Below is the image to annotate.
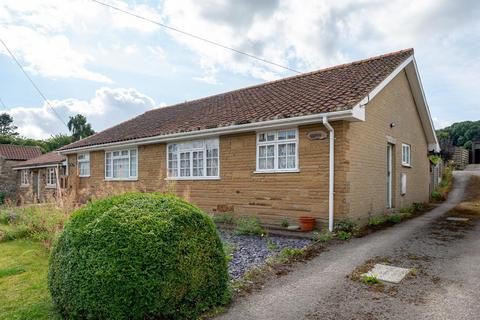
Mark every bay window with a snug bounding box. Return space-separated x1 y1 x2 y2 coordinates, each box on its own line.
77 153 90 177
21 169 29 186
167 138 219 179
105 148 138 180
256 129 298 172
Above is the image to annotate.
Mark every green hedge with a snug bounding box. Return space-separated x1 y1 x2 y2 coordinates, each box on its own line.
48 193 229 319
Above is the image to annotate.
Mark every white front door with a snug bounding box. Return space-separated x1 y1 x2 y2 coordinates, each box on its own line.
387 144 393 208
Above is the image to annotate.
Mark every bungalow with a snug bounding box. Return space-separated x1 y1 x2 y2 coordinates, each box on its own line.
12 152 67 203
58 49 439 230
0 144 42 199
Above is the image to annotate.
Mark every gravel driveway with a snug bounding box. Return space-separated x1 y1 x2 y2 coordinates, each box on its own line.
217 167 480 320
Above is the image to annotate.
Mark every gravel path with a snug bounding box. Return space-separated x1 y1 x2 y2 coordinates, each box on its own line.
219 230 311 279
216 169 479 320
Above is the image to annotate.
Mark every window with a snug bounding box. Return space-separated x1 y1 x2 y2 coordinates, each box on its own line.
167 139 219 179
77 153 90 177
402 144 411 166
105 149 138 180
256 129 298 172
21 170 29 186
46 168 57 187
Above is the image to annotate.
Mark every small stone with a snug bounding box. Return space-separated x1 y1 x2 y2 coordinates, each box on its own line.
362 264 410 284
446 217 469 222
287 225 300 230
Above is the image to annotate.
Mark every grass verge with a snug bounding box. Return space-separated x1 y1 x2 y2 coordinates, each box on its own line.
0 240 60 319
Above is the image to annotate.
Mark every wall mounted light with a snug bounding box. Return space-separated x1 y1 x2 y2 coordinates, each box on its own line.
390 122 396 128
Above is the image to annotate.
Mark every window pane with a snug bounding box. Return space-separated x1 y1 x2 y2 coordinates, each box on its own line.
278 131 287 140
278 144 286 156
266 132 275 141
267 145 274 157
113 158 129 178
278 156 287 169
258 133 266 142
180 152 191 177
267 157 274 169
259 158 266 169
130 150 137 177
287 130 296 139
193 151 204 176
259 145 266 157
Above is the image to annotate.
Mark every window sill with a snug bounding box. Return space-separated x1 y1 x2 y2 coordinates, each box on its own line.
46 185 57 189
254 169 300 174
79 175 90 178
104 178 138 182
165 177 220 181
20 184 29 188
401 164 412 168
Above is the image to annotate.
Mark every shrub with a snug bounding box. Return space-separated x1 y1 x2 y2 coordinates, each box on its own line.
234 216 265 235
48 193 230 320
274 248 305 263
281 219 289 228
337 231 352 240
0 224 29 241
334 218 358 233
431 190 445 201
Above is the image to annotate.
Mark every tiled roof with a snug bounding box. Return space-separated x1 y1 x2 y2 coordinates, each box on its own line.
0 144 42 160
12 152 65 168
60 49 413 151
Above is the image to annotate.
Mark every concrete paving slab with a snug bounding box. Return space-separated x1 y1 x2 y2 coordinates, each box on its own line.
362 264 411 284
446 217 469 222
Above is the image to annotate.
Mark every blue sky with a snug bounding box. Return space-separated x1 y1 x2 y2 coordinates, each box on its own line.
0 0 479 139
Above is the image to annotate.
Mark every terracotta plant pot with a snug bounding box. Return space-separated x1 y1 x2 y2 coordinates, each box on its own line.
298 216 316 231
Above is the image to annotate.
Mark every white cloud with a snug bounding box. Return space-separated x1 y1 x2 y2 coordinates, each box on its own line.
7 87 158 139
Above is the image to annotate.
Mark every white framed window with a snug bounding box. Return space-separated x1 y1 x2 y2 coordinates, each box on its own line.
105 148 138 180
77 153 90 177
167 138 219 179
20 169 29 186
46 167 57 187
402 143 411 167
256 128 298 172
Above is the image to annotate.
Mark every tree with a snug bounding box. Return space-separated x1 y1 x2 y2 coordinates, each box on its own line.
67 114 95 141
45 134 74 152
0 113 18 136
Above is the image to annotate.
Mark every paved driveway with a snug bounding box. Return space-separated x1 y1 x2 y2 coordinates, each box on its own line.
217 168 480 320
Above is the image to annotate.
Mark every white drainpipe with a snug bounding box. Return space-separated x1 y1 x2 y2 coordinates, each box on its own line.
323 117 334 232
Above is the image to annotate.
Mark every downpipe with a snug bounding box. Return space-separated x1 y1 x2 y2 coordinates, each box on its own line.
323 117 334 232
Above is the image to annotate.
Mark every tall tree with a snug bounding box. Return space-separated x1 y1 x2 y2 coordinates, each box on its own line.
0 113 18 136
45 134 74 152
67 114 95 141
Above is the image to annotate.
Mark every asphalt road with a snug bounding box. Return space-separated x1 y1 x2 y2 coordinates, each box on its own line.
217 167 480 320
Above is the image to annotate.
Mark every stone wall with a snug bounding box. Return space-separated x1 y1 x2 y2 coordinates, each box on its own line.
0 157 21 198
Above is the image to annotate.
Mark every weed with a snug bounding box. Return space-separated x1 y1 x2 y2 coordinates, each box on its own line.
362 275 380 285
399 206 413 214
334 218 358 233
337 231 352 240
274 248 305 263
280 219 289 228
213 212 235 224
266 238 279 251
368 215 387 226
234 217 265 235
409 268 419 277
387 214 402 223
223 242 237 263
312 230 333 242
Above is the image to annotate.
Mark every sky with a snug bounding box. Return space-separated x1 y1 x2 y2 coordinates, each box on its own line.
0 0 479 139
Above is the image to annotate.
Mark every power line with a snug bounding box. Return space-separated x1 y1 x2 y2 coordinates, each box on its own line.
0 37 69 129
0 97 7 110
91 0 302 74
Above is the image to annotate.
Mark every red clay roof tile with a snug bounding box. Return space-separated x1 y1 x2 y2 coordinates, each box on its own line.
0 144 42 160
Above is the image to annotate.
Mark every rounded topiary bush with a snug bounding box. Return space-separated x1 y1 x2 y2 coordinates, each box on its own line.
48 193 229 319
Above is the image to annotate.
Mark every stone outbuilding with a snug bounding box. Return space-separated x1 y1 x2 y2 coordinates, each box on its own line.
0 144 42 200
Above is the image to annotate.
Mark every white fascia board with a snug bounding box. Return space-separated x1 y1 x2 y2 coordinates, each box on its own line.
59 108 365 154
13 163 61 170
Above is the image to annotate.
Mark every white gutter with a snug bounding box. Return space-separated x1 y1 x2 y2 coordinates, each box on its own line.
59 107 364 154
323 117 335 232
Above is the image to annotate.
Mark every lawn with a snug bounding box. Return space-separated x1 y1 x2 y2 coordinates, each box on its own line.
0 239 60 320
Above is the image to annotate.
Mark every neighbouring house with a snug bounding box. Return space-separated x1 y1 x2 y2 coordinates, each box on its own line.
12 152 67 203
471 140 480 164
0 144 42 199
58 49 439 230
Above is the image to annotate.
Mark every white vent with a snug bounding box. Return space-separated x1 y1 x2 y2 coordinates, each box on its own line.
401 173 407 195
